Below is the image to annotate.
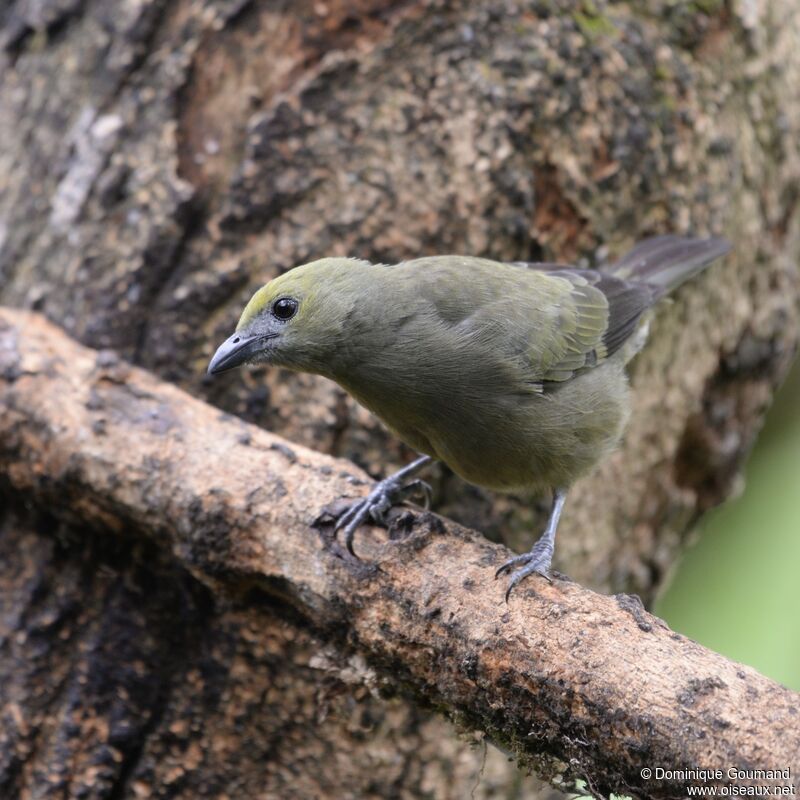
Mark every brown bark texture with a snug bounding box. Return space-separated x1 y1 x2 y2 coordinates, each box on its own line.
1 0 800 797
1 308 800 799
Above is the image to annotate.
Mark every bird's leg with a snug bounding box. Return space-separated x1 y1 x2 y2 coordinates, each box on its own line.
334 455 434 557
496 487 567 601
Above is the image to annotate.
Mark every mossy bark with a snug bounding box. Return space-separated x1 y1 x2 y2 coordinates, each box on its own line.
1 0 799 797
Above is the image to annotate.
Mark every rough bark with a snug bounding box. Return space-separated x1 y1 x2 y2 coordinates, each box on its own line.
1 0 798 591
1 0 800 797
1 308 799 800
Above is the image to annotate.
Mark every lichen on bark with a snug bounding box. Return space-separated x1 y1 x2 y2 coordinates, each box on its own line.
0 0 799 797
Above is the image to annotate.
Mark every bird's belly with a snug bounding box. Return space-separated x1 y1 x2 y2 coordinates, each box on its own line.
426 412 576 493
430 386 629 491
342 363 630 492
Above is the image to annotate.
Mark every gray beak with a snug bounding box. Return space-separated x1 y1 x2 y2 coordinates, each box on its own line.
207 332 274 375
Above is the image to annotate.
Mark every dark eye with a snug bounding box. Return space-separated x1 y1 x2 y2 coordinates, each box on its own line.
272 297 298 321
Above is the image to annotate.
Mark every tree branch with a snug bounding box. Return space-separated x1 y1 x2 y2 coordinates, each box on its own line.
0 307 797 798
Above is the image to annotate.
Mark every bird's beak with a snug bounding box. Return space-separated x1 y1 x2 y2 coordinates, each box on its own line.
207 331 274 375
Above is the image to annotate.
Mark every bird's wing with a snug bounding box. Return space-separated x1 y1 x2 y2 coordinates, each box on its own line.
448 265 657 390
547 268 657 367
400 256 657 389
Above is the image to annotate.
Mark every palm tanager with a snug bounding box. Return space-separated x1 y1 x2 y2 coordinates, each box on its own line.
208 235 731 597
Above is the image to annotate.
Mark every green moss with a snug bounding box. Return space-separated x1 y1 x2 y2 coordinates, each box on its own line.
654 63 673 82
691 0 724 14
573 9 618 39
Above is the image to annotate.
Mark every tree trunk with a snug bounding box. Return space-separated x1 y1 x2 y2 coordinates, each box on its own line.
1 0 798 797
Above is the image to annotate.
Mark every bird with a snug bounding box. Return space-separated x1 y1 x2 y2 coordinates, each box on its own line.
208 235 731 598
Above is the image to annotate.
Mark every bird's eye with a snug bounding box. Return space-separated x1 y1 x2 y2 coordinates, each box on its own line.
272 297 298 321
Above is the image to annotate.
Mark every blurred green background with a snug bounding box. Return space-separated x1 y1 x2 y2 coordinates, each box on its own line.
656 357 800 691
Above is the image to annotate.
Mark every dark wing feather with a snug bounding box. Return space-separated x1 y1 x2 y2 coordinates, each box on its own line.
510 264 658 382
559 269 658 358
506 235 729 386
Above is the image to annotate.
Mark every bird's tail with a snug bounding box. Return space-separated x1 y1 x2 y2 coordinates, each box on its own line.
609 235 731 296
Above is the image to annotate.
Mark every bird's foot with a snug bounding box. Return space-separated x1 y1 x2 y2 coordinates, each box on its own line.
333 475 432 557
495 537 554 601
496 487 567 601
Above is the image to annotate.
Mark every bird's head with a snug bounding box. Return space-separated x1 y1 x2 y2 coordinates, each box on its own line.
207 257 370 377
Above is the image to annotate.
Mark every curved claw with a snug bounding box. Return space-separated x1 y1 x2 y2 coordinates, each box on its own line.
409 479 433 510
343 501 373 557
333 500 363 534
328 456 435 558
497 540 554 600
503 562 552 602
330 495 373 558
495 552 533 579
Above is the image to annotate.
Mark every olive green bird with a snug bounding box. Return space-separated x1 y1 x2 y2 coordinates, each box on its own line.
208 235 730 597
